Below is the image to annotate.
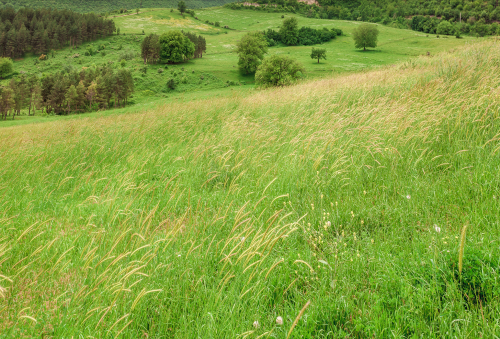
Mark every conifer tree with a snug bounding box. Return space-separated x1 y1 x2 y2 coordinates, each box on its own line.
65 84 78 113
0 86 14 120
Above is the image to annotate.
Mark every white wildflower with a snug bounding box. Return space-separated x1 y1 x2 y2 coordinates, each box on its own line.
434 225 441 233
276 316 283 325
253 321 260 329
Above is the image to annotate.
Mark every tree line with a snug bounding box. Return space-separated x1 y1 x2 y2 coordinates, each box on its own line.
141 30 206 64
226 0 500 37
0 6 116 58
263 17 342 46
0 64 133 119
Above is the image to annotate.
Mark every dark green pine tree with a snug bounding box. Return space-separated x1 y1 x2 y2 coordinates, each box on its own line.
5 27 16 58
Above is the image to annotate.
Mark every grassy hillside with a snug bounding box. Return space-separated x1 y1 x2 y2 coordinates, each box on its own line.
1 41 499 337
3 8 475 124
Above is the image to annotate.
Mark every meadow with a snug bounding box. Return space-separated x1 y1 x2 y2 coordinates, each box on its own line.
2 7 477 126
1 38 499 337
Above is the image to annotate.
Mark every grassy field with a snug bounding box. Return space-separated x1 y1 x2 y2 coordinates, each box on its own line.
1 40 499 337
2 7 478 126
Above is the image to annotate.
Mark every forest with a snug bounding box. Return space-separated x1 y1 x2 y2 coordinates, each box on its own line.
0 7 116 58
3 0 236 13
0 64 134 119
227 0 500 36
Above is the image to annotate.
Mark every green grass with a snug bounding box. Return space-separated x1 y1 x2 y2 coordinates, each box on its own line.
2 7 477 127
1 41 500 337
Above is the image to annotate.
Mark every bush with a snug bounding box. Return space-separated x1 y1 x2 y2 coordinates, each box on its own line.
166 78 177 90
215 21 220 27
157 68 163 74
120 50 136 60
255 55 304 87
120 59 127 67
436 20 454 35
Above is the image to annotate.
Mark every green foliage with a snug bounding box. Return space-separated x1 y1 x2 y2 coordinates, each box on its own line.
0 7 115 58
141 34 161 64
436 20 454 35
352 23 379 51
255 54 304 87
4 0 235 12
159 30 195 63
310 47 326 63
0 57 13 79
178 0 187 14
236 32 268 75
279 17 299 46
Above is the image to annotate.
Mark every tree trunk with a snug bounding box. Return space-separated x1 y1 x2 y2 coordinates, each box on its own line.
317 57 319 63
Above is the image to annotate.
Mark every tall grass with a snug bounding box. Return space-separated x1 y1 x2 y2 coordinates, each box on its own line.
0 41 499 338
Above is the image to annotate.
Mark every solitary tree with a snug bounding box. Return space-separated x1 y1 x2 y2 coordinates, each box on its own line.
159 30 194 63
310 47 326 63
255 55 305 87
279 17 299 45
178 0 187 14
352 23 379 51
236 32 268 74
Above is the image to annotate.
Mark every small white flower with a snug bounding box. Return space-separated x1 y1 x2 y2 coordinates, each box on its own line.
241 237 245 242
406 195 411 200
177 254 181 257
434 225 441 233
276 316 283 325
326 221 331 227
253 321 260 329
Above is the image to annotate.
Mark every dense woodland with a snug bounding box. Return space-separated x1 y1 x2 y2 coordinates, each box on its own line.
0 64 133 119
0 7 116 58
4 0 236 13
227 0 500 36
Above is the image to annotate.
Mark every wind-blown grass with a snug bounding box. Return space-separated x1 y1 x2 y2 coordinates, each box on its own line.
0 41 499 338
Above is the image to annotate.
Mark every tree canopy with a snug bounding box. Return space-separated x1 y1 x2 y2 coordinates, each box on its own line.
255 55 304 88
352 23 379 51
159 30 195 63
178 0 187 14
279 17 299 46
236 32 268 74
310 47 326 63
0 57 13 79
0 7 115 58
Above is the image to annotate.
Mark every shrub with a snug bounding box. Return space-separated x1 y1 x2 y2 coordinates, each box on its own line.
215 21 220 27
255 55 304 87
166 78 177 90
157 68 163 74
0 57 13 79
120 59 127 67
436 20 454 35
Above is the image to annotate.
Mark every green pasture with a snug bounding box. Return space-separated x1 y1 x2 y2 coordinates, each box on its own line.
1 42 500 337
1 7 477 125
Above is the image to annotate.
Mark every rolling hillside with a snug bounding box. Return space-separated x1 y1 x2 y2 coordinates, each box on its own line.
1 41 499 337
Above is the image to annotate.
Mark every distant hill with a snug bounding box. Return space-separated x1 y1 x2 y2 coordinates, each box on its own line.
2 0 237 13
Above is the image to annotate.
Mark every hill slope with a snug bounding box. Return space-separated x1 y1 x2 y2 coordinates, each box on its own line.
5 0 236 12
1 42 500 337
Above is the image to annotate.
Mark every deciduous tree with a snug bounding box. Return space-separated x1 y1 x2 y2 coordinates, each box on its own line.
279 17 299 45
236 32 268 74
159 30 194 63
310 47 326 63
352 23 379 51
255 55 304 87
